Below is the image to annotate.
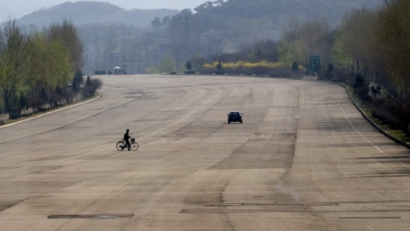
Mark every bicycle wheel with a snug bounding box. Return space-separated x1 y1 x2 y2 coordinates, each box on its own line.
116 141 125 151
131 142 139 151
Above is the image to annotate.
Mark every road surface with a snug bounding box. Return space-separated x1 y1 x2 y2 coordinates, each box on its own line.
0 75 409 231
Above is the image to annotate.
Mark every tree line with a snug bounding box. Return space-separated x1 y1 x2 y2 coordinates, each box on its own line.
0 20 101 120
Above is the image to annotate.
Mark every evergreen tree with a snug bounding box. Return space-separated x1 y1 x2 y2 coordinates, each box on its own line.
217 61 223 71
86 76 91 85
291 61 299 72
151 17 162 29
19 92 29 111
40 88 48 102
74 70 84 86
185 60 193 71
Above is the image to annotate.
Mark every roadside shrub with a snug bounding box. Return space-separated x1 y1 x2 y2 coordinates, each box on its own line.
95 70 106 75
9 106 22 119
185 71 196 74
372 97 410 134
355 86 370 99
354 73 366 88
30 96 45 113
146 68 159 74
63 87 74 103
202 61 294 77
377 98 410 121
83 78 103 98
270 66 292 77
253 66 271 75
49 89 64 108
334 69 354 84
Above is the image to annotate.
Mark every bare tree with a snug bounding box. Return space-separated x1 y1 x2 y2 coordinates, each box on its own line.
338 8 382 82
279 17 332 67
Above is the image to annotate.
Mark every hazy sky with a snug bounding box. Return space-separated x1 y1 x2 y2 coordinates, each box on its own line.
0 0 208 21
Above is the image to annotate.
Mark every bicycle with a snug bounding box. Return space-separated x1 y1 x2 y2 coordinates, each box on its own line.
116 138 139 151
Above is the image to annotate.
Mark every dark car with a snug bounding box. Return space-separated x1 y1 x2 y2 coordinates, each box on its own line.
227 111 243 124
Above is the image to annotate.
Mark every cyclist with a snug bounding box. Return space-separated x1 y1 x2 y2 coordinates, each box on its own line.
123 129 131 151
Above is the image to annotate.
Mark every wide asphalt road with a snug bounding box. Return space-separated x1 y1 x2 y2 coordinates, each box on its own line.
1 74 410 231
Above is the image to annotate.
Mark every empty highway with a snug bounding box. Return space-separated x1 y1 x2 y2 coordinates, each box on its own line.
0 75 409 231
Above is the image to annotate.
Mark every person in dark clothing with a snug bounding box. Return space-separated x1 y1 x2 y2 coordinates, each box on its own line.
123 129 131 151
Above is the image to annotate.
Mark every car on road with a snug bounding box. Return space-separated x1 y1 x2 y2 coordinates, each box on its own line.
227 111 243 124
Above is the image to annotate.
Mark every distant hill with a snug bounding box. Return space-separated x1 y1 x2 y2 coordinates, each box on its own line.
158 0 385 62
188 0 385 31
17 1 179 28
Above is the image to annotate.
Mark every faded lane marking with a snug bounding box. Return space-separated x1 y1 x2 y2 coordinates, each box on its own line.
274 181 301 201
341 108 383 154
341 107 410 168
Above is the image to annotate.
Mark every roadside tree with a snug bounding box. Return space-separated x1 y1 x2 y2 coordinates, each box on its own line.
0 20 29 115
377 0 410 97
158 54 177 73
